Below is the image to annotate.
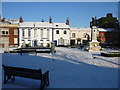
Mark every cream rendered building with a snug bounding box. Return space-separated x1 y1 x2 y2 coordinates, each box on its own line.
70 28 91 45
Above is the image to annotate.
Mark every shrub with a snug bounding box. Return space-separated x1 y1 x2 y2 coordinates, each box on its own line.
101 52 120 57
70 45 77 48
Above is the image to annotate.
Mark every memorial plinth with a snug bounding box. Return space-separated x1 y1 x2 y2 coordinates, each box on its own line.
88 26 101 52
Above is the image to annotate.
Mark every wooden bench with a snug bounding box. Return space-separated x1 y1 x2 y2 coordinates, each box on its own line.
2 65 49 89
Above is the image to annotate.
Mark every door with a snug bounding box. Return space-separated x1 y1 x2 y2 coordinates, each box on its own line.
58 37 64 45
70 40 75 45
34 40 37 47
54 40 57 46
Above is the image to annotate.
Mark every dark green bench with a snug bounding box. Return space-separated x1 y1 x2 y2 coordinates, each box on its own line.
2 65 49 89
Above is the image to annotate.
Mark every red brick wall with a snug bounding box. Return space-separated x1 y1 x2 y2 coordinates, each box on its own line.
0 27 18 47
98 32 106 43
98 31 120 44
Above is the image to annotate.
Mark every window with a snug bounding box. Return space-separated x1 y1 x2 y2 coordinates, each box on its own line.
22 29 25 37
83 33 88 38
41 29 43 38
14 38 18 44
72 33 75 38
56 30 59 34
0 37 9 44
14 29 18 35
2 31 5 35
1 28 9 35
58 37 64 45
28 29 31 37
47 29 49 38
6 31 9 35
64 30 67 34
56 25 59 27
34 29 37 38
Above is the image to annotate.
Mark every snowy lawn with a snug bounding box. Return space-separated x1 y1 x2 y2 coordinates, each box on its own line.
2 47 119 88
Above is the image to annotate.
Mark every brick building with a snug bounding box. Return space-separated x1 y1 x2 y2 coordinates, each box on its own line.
90 13 119 28
97 28 120 47
0 18 19 48
90 13 120 47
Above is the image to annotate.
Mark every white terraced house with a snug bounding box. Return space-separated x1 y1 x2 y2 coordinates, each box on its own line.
18 22 53 48
53 23 70 46
18 17 70 47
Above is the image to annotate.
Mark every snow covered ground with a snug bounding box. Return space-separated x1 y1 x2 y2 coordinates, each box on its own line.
1 47 119 88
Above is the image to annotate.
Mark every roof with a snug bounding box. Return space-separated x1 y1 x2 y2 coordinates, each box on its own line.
53 23 70 28
19 22 34 27
19 22 53 27
70 28 91 31
19 22 69 28
97 28 115 32
35 22 53 27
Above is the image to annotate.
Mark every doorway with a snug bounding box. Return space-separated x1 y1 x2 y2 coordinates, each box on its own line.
34 40 37 47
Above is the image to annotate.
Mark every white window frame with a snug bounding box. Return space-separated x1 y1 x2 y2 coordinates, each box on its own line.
28 29 31 37
14 38 18 44
72 33 75 38
0 37 9 44
34 29 37 38
1 28 9 35
47 29 49 38
41 29 43 38
14 29 18 35
64 30 67 34
22 29 25 37
56 30 59 34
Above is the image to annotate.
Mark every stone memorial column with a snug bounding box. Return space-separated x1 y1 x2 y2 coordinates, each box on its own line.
88 26 101 52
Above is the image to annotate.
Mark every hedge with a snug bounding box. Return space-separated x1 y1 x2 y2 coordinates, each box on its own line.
101 52 120 57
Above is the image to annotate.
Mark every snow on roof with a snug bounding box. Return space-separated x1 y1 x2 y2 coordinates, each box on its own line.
53 23 70 28
70 27 91 31
35 22 53 27
5 19 19 24
19 22 53 27
19 22 70 28
19 22 35 27
97 28 115 32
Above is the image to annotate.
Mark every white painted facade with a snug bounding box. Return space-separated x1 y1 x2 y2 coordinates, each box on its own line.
18 22 70 47
53 23 70 46
18 22 53 48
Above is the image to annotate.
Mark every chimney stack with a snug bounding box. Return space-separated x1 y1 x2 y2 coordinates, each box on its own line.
42 19 44 22
49 16 52 23
66 18 69 25
19 16 23 23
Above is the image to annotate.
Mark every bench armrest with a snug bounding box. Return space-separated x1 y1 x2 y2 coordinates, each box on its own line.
42 71 49 78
